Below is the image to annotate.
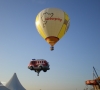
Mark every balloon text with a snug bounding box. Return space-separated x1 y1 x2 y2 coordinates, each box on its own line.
45 17 62 22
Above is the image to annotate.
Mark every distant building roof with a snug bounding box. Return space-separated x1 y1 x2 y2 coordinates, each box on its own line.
5 73 26 90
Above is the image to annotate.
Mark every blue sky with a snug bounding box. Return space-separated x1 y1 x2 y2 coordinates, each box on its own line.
0 0 100 90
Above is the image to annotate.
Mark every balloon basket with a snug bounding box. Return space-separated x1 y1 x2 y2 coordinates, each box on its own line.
50 46 54 51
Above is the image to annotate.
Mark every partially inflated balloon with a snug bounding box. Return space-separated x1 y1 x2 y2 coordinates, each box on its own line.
35 8 70 51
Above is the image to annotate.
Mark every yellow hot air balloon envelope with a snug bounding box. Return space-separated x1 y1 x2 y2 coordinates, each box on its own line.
35 8 70 51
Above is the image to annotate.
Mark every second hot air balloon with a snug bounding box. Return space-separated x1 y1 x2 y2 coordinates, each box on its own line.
35 8 70 51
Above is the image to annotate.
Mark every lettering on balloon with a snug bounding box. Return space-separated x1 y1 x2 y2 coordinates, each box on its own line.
41 12 62 28
45 17 62 22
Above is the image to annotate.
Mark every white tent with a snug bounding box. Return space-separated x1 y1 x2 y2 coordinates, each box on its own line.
0 81 4 86
0 82 10 90
5 73 26 90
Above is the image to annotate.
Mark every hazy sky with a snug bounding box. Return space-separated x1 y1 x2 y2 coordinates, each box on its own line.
0 0 100 90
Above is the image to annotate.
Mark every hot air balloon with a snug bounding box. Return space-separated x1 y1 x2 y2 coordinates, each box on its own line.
35 8 70 51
